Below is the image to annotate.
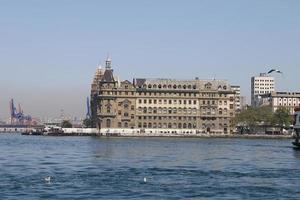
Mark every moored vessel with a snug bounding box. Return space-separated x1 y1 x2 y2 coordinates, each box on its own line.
293 107 300 148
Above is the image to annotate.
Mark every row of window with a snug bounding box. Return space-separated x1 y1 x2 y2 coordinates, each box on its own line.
138 99 230 105
137 122 228 129
254 79 274 82
138 116 197 120
278 103 300 106
100 90 230 98
137 116 229 120
138 99 197 105
278 98 300 102
137 107 233 115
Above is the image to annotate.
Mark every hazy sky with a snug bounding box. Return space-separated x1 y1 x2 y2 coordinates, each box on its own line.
1 0 300 120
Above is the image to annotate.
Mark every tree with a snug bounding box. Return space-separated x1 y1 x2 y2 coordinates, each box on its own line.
61 120 72 128
83 118 92 128
273 107 292 133
234 106 275 134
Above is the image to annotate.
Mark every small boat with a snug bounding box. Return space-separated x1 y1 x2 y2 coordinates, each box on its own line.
43 126 64 136
22 128 43 136
292 107 300 148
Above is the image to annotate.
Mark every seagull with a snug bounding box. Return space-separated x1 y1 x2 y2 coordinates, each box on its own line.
143 177 147 183
267 69 282 74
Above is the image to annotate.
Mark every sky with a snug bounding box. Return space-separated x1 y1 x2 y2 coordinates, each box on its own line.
0 0 300 121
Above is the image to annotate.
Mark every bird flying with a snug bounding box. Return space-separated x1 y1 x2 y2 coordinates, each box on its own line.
267 69 282 74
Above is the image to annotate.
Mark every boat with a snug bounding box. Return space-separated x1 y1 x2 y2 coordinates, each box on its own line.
292 107 300 148
21 128 43 136
43 126 64 136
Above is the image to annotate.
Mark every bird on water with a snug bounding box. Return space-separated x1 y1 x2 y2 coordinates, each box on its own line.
44 176 51 182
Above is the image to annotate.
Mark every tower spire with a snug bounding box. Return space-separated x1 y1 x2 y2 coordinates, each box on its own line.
105 54 112 69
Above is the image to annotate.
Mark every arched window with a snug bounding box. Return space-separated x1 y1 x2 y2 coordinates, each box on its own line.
124 122 128 128
148 123 152 128
178 108 182 113
168 123 172 128
224 108 228 114
148 84 152 88
178 123 182 128
158 84 162 88
173 123 177 128
219 108 222 115
138 107 142 113
153 123 157 128
153 84 157 88
188 123 192 129
158 107 162 114
173 107 177 114
183 123 187 128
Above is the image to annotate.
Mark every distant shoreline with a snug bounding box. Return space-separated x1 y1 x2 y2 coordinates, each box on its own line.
101 133 292 139
0 132 293 139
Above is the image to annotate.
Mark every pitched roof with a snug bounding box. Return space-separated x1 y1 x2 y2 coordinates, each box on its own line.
101 69 115 82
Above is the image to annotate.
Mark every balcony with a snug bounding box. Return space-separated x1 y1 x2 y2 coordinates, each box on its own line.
97 112 117 117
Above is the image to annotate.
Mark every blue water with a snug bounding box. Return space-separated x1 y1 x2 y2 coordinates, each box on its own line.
0 133 300 199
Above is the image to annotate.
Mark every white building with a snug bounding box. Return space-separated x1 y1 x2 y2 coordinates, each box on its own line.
251 73 275 107
231 85 241 111
260 92 300 115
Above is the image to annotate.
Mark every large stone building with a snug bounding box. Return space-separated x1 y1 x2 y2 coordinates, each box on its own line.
91 58 238 134
251 73 275 107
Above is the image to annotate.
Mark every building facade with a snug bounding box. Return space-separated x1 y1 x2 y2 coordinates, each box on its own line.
259 92 300 115
91 59 237 134
231 85 242 112
251 73 275 107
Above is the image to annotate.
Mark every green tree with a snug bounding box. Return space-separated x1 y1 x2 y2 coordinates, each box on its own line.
61 120 72 128
273 107 292 133
83 118 92 128
234 106 275 134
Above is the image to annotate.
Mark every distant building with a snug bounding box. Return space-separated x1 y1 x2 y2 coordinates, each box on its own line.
251 73 275 107
231 85 241 112
239 96 247 111
260 92 300 115
91 58 237 134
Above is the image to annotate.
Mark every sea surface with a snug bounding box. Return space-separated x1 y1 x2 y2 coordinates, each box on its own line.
0 133 300 200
